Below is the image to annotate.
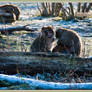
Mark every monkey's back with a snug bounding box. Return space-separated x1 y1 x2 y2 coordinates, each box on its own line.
0 4 20 20
61 29 82 56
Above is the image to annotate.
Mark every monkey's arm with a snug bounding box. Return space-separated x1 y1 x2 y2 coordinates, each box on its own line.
52 45 64 52
30 37 41 52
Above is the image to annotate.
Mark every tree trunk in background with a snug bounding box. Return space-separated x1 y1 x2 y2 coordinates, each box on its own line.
86 3 92 12
60 3 67 20
51 3 55 16
82 2 87 12
55 3 62 16
38 3 62 17
69 3 74 17
38 2 92 20
68 3 75 19
41 3 49 16
77 3 81 12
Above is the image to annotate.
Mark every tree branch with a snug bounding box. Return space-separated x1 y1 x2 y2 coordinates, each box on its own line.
0 24 38 34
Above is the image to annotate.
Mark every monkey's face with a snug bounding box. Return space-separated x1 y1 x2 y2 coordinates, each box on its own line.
41 26 55 50
41 26 54 40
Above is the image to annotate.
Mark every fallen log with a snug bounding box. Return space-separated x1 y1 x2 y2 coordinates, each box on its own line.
0 24 38 34
0 52 92 75
0 74 92 90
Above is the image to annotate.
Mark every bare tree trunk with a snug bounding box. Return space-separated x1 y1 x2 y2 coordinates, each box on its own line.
41 3 49 16
37 3 42 14
60 3 67 20
60 3 75 20
55 3 62 16
38 3 62 17
51 3 55 16
77 3 81 12
82 2 87 12
68 3 74 18
48 3 51 15
86 3 92 12
38 2 92 20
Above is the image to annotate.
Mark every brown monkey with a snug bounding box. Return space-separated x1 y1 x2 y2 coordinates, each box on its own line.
30 26 54 52
0 4 20 23
52 28 82 56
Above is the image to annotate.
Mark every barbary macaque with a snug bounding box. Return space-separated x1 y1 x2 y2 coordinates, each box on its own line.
52 28 82 56
30 26 55 52
0 4 20 23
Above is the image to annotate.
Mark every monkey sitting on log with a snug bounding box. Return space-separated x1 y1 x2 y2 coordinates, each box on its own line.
52 28 82 57
30 26 55 52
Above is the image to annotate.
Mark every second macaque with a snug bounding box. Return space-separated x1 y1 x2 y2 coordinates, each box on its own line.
52 28 82 56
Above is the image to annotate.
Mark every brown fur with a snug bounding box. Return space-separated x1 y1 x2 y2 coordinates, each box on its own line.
0 4 20 23
30 26 54 52
52 28 82 56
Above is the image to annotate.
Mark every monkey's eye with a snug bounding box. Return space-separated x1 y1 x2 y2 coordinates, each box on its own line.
43 29 53 36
